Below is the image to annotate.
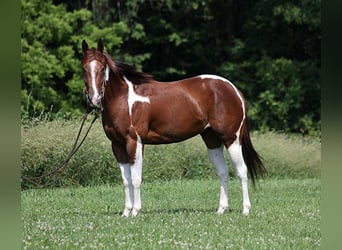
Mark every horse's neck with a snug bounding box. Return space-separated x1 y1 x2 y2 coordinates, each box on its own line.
107 73 126 92
101 74 133 130
104 72 154 104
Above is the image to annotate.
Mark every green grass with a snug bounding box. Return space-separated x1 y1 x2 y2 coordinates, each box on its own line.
21 117 321 248
22 178 320 249
21 118 321 189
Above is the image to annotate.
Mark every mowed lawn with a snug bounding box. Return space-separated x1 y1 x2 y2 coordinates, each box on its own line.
22 178 320 249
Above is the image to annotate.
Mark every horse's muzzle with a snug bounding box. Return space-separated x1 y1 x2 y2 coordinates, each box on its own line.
87 94 102 110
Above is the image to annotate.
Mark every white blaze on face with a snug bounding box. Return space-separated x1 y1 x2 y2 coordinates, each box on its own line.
90 60 101 104
199 74 246 138
123 76 150 118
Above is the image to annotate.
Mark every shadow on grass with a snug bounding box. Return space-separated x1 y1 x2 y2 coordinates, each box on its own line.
141 207 217 215
67 206 240 217
141 207 242 215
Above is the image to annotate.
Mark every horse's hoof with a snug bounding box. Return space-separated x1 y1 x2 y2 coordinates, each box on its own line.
217 206 228 214
131 208 140 217
122 208 132 217
243 210 250 216
243 205 251 216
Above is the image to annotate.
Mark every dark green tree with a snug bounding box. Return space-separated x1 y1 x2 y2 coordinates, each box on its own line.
22 0 321 136
21 0 130 116
219 0 321 135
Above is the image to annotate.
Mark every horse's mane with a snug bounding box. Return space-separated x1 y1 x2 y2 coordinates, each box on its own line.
105 53 154 85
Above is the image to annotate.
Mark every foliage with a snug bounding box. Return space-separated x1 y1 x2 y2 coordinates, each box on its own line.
22 179 321 249
21 0 320 135
21 118 321 190
21 0 135 115
217 0 321 135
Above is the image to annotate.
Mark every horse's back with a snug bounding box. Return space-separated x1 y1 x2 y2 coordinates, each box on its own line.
154 74 242 101
147 74 245 120
139 74 245 144
178 74 245 115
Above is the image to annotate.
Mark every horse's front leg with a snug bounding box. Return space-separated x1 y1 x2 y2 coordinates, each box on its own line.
119 163 133 217
127 134 144 217
112 142 134 217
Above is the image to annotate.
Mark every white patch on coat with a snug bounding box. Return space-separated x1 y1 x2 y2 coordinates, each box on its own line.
123 76 150 118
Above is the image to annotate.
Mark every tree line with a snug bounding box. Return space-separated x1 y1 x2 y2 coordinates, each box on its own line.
21 0 321 136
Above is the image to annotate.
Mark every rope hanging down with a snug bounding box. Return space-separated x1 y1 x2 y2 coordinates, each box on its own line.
21 111 99 188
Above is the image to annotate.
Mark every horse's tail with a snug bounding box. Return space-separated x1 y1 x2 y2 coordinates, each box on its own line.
241 118 267 186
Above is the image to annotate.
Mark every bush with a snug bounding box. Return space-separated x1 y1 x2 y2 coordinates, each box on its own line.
251 131 321 178
21 117 118 189
21 117 321 189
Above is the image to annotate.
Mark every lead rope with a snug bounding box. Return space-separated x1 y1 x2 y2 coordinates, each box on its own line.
21 110 99 188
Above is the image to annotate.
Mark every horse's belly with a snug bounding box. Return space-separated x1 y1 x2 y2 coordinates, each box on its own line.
143 131 199 144
143 118 206 144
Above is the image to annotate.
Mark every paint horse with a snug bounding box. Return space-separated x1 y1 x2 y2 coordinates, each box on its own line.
81 39 266 217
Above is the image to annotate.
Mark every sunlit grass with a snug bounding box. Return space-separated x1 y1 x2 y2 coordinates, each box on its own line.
22 179 320 249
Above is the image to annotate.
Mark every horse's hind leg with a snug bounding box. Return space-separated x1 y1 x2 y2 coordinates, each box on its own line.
208 145 229 214
227 138 251 215
201 129 229 214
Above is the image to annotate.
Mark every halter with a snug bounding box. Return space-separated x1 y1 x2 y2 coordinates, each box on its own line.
101 64 110 96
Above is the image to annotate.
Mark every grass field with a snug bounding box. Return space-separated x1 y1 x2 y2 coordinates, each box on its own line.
21 117 321 249
22 178 320 249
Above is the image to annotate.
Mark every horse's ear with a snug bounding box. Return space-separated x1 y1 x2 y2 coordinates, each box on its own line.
97 39 104 53
82 40 89 54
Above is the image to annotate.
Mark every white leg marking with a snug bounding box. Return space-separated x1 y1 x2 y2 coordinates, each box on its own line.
208 145 229 214
119 163 133 217
90 60 101 105
130 134 143 217
123 76 150 119
200 74 249 215
228 138 251 215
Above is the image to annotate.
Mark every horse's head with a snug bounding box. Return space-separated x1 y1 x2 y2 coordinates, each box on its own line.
81 39 109 109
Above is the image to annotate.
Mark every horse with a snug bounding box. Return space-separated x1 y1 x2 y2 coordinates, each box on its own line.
81 39 266 217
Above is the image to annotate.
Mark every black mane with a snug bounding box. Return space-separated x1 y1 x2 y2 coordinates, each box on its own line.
105 54 154 84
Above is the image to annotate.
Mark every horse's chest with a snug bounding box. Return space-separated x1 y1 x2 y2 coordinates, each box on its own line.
102 112 129 143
